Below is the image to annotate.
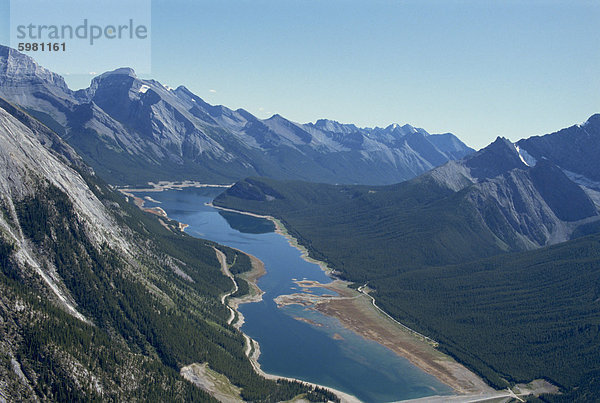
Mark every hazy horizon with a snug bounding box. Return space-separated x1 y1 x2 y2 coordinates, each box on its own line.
1 0 598 149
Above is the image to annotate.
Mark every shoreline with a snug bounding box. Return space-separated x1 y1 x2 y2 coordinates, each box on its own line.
208 202 499 399
120 189 189 232
282 279 494 396
215 246 361 403
126 188 557 402
125 189 437 401
129 196 359 402
118 180 233 193
226 251 267 330
207 203 334 275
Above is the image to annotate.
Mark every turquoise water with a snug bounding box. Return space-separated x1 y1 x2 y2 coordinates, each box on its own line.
135 187 453 402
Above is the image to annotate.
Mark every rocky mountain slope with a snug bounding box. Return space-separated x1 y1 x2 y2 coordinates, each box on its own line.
216 117 600 269
0 98 331 401
428 133 600 250
517 114 600 187
0 45 473 186
213 116 600 401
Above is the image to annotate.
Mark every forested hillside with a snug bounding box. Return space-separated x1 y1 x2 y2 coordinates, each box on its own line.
0 100 334 401
0 44 473 186
214 175 600 400
214 176 516 280
371 234 600 401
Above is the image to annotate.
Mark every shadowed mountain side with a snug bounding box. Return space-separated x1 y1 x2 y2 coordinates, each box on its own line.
0 45 474 186
518 114 600 184
213 117 600 400
0 98 334 401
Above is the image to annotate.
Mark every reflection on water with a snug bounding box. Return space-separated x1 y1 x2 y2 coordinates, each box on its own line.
134 187 453 402
217 210 275 234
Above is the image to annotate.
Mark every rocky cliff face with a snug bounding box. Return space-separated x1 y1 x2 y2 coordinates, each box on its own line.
517 114 600 185
0 45 474 186
0 46 75 126
0 98 309 401
428 129 600 250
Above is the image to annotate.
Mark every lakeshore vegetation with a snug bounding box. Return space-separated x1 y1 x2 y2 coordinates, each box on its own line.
214 177 600 401
0 170 337 402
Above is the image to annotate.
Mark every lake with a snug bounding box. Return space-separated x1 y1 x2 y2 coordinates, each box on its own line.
134 187 452 402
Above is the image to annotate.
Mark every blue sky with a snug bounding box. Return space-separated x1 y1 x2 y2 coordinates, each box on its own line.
1 0 599 149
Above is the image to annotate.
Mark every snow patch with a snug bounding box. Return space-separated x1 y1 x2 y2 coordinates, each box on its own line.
515 144 537 167
138 84 150 94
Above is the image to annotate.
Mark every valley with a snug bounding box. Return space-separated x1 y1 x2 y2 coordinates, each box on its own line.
213 135 600 401
0 97 336 402
1 38 599 402
133 186 558 402
131 187 456 402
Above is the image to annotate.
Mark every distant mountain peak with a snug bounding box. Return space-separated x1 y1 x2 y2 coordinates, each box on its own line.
583 113 600 128
81 67 141 102
314 118 337 126
312 118 360 134
94 67 137 80
491 136 513 147
517 113 600 184
109 67 137 77
0 43 31 69
174 85 209 105
175 85 194 96
378 123 431 139
464 136 526 180
427 133 474 160
484 136 523 156
0 45 70 92
398 123 418 133
314 118 333 123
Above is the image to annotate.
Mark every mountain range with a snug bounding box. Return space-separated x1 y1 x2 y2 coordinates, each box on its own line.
0 77 332 401
0 44 473 186
213 113 600 400
1 42 600 401
216 114 600 259
429 125 600 250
